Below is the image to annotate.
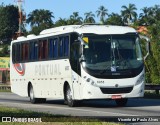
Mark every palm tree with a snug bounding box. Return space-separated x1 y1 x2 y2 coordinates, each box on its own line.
152 5 160 21
96 6 108 24
55 18 68 26
139 7 153 25
27 9 54 27
69 12 83 25
105 13 123 26
121 4 137 25
84 11 95 23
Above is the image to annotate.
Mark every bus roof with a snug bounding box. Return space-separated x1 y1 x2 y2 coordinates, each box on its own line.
75 25 136 35
12 25 137 43
40 25 136 35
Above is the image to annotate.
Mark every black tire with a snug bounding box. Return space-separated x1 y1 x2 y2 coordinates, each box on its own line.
115 98 128 107
38 98 46 103
29 85 39 104
65 85 78 107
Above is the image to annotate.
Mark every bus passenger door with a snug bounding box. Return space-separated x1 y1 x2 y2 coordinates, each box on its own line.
70 42 81 99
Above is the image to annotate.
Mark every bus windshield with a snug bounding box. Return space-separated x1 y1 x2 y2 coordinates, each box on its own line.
82 34 143 73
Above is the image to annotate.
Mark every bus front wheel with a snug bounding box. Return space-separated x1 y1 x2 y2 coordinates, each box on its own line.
65 85 77 107
115 98 128 107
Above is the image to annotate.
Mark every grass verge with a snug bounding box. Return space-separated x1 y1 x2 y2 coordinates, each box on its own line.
0 106 123 125
0 89 11 92
0 84 11 92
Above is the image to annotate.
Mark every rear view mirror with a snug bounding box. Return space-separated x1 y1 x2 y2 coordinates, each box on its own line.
139 35 150 60
79 55 86 63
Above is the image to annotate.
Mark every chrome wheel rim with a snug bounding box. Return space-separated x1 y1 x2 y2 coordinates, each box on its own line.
66 87 72 103
30 87 34 100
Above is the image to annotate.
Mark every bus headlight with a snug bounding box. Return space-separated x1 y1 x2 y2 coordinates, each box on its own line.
85 77 95 86
135 74 144 86
86 78 91 82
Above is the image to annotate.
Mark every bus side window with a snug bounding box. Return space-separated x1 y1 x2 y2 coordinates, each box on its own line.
49 39 54 58
29 41 38 61
38 40 48 60
64 36 69 57
58 36 69 58
22 43 29 62
59 37 64 57
34 42 38 60
38 41 43 60
26 43 29 61
16 44 21 62
22 43 25 61
53 38 58 58
43 40 48 59
12 44 16 63
29 42 34 61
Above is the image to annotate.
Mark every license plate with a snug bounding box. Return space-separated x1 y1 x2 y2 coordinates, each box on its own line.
111 95 122 99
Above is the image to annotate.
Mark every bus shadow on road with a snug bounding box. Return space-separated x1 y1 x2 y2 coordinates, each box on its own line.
81 98 160 108
45 98 160 108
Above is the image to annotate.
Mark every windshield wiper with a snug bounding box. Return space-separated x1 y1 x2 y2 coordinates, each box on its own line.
100 59 131 74
116 59 131 70
100 66 111 74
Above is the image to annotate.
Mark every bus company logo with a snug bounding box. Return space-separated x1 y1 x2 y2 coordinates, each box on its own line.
13 63 25 76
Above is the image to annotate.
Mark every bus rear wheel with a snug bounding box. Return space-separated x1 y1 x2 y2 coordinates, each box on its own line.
65 85 77 107
115 98 128 107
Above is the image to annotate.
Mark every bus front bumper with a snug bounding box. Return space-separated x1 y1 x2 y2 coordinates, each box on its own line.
80 82 144 100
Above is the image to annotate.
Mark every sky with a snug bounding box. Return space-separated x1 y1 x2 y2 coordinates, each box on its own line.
1 0 160 25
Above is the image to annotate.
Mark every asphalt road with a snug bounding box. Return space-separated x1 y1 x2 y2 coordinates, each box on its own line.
0 92 160 124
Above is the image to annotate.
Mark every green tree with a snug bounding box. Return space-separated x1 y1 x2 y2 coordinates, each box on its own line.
0 4 19 43
147 21 160 84
105 13 124 25
84 11 95 23
121 4 137 25
28 23 53 35
27 9 54 35
27 9 54 27
152 5 160 19
0 45 10 57
55 18 68 26
139 7 155 25
96 6 108 24
68 12 83 25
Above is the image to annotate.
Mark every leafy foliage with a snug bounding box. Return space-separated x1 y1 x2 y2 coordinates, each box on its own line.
139 5 160 84
69 12 83 25
84 11 95 23
146 21 160 84
96 6 108 24
0 45 9 57
26 9 54 35
54 18 68 27
121 4 137 25
105 13 124 25
27 9 54 27
0 4 19 43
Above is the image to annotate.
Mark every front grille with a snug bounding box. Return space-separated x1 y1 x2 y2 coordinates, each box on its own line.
100 87 133 94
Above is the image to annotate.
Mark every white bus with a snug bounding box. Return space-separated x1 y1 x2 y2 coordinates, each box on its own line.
10 24 150 107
